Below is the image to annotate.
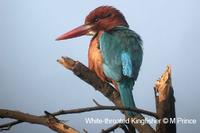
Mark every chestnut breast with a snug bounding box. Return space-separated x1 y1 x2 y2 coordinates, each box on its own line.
88 32 106 81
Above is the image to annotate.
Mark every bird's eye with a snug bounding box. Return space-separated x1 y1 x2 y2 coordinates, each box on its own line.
94 18 99 23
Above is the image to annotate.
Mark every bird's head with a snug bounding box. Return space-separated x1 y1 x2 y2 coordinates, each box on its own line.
56 6 128 40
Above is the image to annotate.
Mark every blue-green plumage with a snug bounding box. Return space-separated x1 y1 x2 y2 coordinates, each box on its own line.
99 26 143 116
56 6 143 116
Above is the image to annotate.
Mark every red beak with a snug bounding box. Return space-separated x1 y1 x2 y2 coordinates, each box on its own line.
56 24 94 41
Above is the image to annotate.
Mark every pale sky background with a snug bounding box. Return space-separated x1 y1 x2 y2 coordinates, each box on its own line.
0 0 200 133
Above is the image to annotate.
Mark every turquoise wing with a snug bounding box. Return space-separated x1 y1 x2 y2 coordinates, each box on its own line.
99 26 143 82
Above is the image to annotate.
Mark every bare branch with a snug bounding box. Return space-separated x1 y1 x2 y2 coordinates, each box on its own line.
0 109 79 133
0 105 157 129
0 120 22 131
0 105 156 132
57 57 123 107
58 56 155 133
52 105 158 118
154 66 176 133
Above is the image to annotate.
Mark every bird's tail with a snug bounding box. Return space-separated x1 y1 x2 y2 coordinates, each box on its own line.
118 79 136 116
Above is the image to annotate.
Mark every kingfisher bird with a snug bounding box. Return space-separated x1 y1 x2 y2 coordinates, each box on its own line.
56 6 143 116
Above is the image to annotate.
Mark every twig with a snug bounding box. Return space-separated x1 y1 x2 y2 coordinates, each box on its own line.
120 124 130 133
52 105 158 118
92 99 102 107
83 129 88 133
101 123 128 133
0 120 22 131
